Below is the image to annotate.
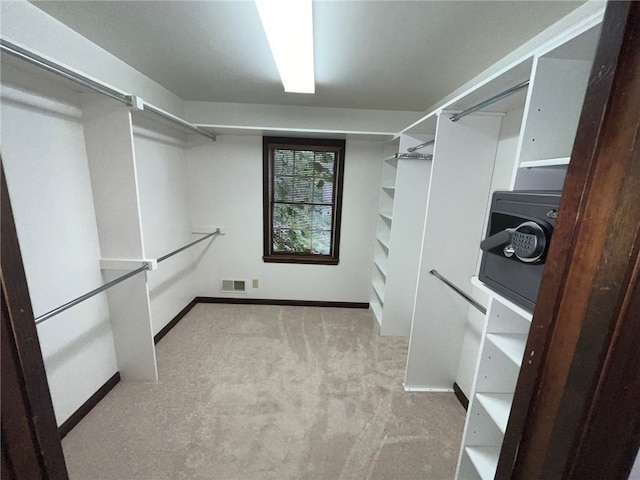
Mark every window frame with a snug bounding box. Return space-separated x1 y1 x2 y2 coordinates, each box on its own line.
262 136 346 265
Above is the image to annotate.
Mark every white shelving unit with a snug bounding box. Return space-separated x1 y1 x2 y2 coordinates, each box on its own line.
369 138 399 327
454 14 603 479
456 284 533 479
404 109 503 391
512 22 602 192
370 127 434 337
466 447 501 480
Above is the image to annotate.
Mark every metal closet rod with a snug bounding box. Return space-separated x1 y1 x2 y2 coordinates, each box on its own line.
34 230 221 325
0 39 215 142
450 80 530 123
395 153 432 160
141 104 216 141
407 140 435 152
0 39 132 106
157 229 220 263
429 269 486 315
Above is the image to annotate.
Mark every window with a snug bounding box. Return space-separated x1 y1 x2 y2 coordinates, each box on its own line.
263 136 345 265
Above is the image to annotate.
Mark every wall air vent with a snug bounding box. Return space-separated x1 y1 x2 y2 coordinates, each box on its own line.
221 279 246 293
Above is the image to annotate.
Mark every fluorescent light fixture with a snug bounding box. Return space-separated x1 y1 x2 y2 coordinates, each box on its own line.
255 0 315 94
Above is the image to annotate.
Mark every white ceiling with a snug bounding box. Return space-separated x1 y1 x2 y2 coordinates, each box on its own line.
31 1 584 112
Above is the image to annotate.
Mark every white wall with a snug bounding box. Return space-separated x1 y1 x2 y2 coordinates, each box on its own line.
133 116 197 335
1 0 184 116
188 135 382 303
1 79 118 425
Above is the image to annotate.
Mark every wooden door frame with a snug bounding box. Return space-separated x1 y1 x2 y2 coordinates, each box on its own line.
1 162 69 479
497 1 640 479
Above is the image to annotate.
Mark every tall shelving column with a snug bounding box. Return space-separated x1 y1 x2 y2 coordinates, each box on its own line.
370 137 399 327
379 128 434 336
370 126 434 337
404 111 502 390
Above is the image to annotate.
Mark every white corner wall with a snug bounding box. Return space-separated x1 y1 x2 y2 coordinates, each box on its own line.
133 117 197 335
188 135 383 302
1 82 118 425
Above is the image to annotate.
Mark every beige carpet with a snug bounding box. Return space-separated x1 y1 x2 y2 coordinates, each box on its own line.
62 304 465 479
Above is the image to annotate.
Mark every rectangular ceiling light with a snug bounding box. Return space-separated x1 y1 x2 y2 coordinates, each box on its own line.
255 0 315 94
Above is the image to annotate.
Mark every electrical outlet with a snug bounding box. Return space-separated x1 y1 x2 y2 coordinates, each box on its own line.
252 279 259 288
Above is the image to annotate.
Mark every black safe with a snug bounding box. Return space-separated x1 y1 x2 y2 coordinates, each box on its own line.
479 190 562 312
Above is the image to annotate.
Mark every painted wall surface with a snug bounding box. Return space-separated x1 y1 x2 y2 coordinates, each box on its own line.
188 135 382 303
133 117 197 335
1 81 118 425
0 0 184 116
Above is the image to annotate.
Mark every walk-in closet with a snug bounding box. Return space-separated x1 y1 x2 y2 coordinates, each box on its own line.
2 1 639 479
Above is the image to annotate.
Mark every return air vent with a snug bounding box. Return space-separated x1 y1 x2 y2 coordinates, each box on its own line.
221 279 246 293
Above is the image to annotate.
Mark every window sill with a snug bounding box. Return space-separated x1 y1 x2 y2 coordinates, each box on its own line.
263 255 339 265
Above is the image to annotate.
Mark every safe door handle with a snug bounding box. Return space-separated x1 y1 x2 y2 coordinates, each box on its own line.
480 229 514 251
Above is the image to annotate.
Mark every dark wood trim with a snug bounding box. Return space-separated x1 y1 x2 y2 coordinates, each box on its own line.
195 296 369 309
453 382 469 411
58 372 120 439
262 255 339 265
154 298 199 344
262 136 346 265
2 289 42 480
497 3 640 479
1 162 69 479
568 260 640 479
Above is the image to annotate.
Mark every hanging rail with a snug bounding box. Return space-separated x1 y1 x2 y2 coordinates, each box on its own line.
140 103 217 142
429 269 486 314
0 39 215 142
157 229 221 263
395 153 432 160
0 39 133 106
449 80 529 123
35 230 221 325
35 263 150 325
407 139 435 152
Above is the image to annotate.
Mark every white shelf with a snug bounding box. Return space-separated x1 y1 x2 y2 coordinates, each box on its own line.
487 333 527 367
374 258 387 278
370 298 383 325
465 446 500 480
376 232 390 250
381 185 396 193
372 278 385 303
384 155 398 166
471 277 533 321
379 211 393 221
520 156 570 168
476 393 514 433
